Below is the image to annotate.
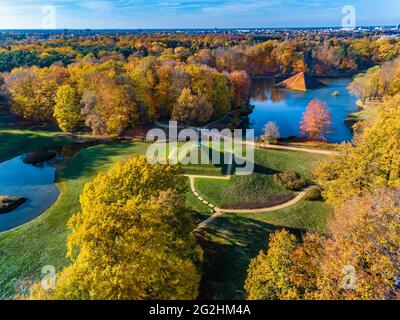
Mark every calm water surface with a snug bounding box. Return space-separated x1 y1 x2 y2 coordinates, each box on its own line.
250 77 358 143
0 156 59 232
0 140 105 232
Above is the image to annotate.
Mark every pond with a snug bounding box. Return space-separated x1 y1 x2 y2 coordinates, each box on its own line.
0 156 60 232
0 140 107 232
249 77 358 143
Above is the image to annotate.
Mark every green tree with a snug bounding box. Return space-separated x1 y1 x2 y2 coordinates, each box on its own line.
54 84 82 132
211 73 231 116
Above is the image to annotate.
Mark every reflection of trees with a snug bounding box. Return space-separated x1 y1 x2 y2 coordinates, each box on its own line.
251 78 285 103
251 79 273 102
270 88 284 102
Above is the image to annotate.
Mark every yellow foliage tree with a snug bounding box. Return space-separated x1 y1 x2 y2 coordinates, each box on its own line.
54 84 82 132
315 189 400 300
245 230 299 300
29 156 201 300
314 95 400 204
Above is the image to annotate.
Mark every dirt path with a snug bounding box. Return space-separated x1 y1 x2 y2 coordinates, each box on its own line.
189 143 335 230
187 174 309 231
248 142 337 156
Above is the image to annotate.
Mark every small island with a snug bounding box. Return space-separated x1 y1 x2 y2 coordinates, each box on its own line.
0 196 27 214
23 151 57 164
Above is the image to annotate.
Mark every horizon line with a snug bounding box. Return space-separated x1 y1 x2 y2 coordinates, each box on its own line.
0 25 398 31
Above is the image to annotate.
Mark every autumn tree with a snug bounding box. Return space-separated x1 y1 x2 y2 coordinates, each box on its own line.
262 121 280 143
300 99 332 141
348 58 400 102
125 57 158 121
156 60 190 115
172 88 213 125
289 232 325 299
245 230 299 300
228 70 251 108
314 94 400 204
315 189 400 300
81 91 107 135
5 65 68 121
54 84 82 132
29 156 201 300
80 63 139 135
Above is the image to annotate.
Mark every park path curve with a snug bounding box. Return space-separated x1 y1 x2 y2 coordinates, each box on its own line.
187 174 309 231
247 142 337 156
189 143 335 231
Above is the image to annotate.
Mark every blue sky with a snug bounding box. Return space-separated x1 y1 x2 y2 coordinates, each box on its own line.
0 0 399 29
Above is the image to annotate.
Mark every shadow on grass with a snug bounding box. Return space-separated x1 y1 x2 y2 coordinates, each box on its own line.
58 142 136 181
196 214 303 300
0 132 75 162
194 146 281 177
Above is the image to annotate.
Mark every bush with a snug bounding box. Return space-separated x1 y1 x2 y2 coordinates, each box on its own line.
273 172 307 191
304 186 323 201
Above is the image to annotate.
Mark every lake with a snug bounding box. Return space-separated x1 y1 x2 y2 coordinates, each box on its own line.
0 140 106 232
0 156 60 232
249 77 358 143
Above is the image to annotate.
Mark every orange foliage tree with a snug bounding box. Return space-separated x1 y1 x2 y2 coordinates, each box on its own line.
300 99 332 141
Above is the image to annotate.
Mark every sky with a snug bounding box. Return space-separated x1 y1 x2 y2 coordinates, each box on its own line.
0 0 399 29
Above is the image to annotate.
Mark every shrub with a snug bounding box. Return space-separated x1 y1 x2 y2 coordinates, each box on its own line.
304 186 323 201
273 172 307 191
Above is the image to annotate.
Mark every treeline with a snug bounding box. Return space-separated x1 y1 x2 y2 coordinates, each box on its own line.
1 56 250 135
245 61 400 300
349 56 400 102
1 33 399 75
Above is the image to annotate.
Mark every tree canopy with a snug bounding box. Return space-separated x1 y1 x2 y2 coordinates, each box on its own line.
29 156 201 300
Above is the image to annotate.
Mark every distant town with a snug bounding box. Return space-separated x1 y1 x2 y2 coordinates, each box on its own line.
1 25 400 44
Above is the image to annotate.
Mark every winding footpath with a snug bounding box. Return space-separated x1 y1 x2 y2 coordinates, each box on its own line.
190 144 336 231
189 174 310 232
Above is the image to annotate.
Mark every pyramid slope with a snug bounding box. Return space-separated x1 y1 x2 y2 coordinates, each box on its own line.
277 72 325 91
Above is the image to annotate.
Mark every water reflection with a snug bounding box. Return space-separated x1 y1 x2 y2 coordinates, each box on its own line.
0 139 108 232
249 77 358 143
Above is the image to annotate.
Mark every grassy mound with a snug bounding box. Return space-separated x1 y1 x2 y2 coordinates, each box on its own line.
195 148 326 209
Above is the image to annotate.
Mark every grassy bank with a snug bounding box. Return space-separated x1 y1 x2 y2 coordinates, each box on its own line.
0 141 215 298
199 200 334 299
0 136 332 299
195 148 327 209
345 99 378 129
0 111 80 163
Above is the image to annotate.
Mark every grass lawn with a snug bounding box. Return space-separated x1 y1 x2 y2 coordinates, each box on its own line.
0 141 214 298
195 148 327 209
0 119 332 300
0 110 81 163
198 200 334 300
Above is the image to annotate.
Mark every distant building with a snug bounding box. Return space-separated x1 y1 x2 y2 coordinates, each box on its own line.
276 72 325 92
